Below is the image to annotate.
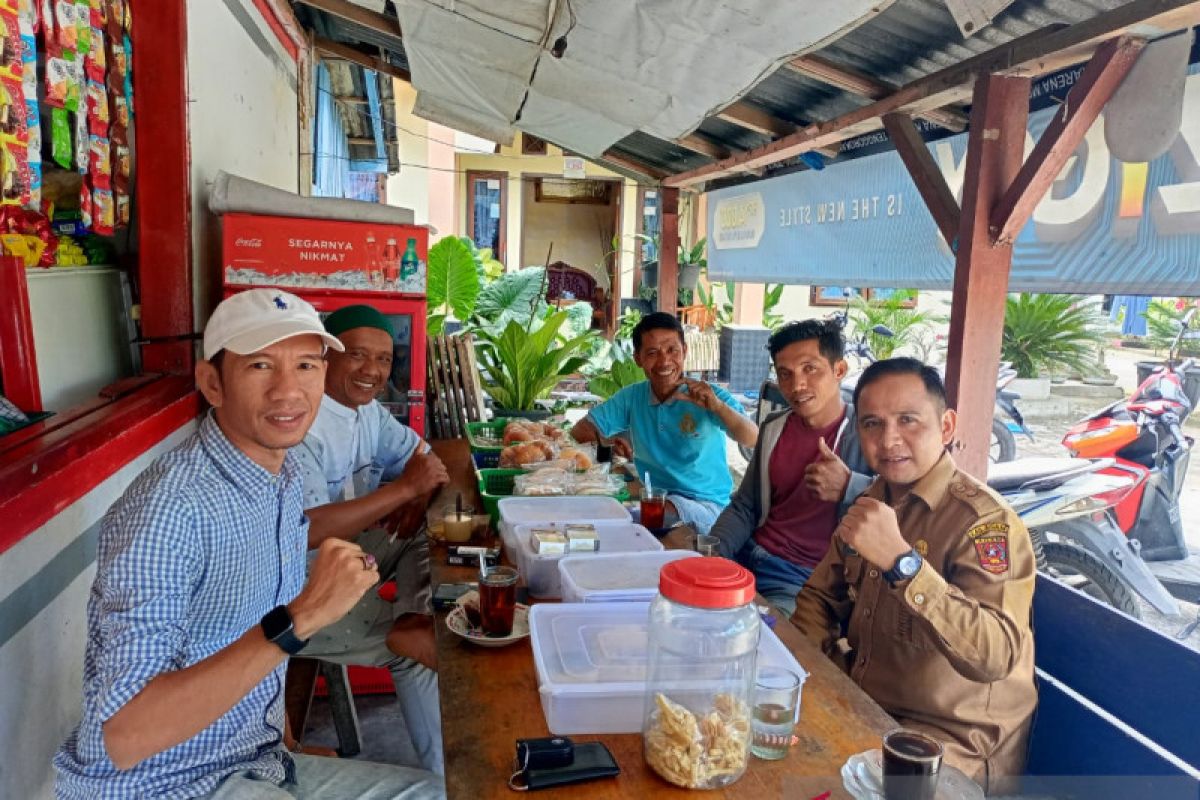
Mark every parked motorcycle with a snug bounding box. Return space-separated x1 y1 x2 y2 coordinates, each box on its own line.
989 456 1180 619
1062 309 1197 564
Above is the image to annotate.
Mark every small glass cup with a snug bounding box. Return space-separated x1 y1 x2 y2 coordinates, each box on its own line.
640 487 667 530
882 728 943 800
478 566 519 637
695 534 720 557
441 504 475 543
750 667 801 760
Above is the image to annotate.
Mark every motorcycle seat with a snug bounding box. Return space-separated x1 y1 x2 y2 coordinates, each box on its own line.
986 457 1110 492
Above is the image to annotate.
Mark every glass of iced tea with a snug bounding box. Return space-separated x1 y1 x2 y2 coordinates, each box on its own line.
640 487 667 530
882 728 943 800
478 566 519 637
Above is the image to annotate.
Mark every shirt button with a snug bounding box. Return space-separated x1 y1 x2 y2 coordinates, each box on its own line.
858 657 867 667
863 608 872 618
914 593 926 606
869 569 879 579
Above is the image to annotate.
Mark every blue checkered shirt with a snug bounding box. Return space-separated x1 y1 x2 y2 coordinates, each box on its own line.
54 413 309 799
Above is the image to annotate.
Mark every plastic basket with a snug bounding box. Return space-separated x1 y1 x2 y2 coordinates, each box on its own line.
466 419 509 452
478 468 630 522
472 449 501 469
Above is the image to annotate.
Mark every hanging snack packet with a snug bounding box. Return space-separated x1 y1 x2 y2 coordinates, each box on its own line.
0 6 22 80
1 142 31 205
114 185 128 227
0 76 27 144
110 91 126 129
25 155 39 209
74 93 88 171
112 141 127 181
92 185 112 235
87 133 108 184
23 97 37 150
73 0 88 55
84 24 102 81
54 0 74 50
88 0 101 26
78 176 91 227
43 50 71 106
86 77 106 134
50 106 70 168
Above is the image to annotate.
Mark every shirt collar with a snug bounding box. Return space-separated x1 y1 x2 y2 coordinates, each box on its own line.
199 411 297 493
865 450 957 510
321 393 358 420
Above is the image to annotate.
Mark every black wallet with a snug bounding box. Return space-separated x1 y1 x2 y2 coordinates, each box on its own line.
515 742 620 791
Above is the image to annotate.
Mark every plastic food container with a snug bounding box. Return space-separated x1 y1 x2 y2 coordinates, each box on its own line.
501 522 663 599
558 550 701 603
497 496 630 540
528 601 805 737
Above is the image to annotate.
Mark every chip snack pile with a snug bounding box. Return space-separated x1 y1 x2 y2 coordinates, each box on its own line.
644 692 751 789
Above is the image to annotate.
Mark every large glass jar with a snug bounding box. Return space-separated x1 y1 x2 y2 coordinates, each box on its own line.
642 558 760 789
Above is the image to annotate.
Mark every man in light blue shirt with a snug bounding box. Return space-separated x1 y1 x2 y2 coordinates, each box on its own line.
53 289 443 799
571 312 758 534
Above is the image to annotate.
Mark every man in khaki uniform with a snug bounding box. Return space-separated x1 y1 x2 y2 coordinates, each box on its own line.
792 358 1036 792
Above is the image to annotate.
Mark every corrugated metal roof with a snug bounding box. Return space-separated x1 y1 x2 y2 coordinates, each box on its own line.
294 0 1155 184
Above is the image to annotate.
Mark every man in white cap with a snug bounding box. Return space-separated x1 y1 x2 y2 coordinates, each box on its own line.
54 289 444 799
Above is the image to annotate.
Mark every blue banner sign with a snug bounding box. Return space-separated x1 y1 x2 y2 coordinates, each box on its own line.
707 67 1200 294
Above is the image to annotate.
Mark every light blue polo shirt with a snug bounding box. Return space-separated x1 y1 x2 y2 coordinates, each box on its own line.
588 381 745 505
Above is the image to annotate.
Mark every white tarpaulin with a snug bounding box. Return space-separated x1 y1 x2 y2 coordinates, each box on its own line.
395 0 891 158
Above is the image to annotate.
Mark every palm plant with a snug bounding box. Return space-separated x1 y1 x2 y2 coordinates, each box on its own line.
849 290 944 360
1143 300 1190 354
1002 293 1105 379
473 310 595 411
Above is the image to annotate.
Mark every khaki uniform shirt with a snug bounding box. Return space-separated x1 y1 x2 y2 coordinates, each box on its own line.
791 453 1037 791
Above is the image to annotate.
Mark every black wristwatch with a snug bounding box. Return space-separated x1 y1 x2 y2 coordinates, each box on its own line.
883 548 923 587
261 605 308 655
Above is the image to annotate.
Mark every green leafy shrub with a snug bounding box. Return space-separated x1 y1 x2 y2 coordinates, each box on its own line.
1002 293 1104 379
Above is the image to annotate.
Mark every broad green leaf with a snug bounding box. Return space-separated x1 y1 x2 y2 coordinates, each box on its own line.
427 237 479 325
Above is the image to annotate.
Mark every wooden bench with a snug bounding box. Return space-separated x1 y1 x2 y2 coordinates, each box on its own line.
1025 575 1200 798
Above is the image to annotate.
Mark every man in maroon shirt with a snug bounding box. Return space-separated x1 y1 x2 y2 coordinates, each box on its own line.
708 319 873 614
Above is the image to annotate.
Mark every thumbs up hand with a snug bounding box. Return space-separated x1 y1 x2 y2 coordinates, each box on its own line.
804 437 852 503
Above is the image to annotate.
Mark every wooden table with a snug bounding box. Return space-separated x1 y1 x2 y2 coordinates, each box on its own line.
429 439 894 799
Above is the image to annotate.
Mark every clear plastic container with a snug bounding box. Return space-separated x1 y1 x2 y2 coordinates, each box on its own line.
558 550 700 603
502 521 663 599
642 558 759 790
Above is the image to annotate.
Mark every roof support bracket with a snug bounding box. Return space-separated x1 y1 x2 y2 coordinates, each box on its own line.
882 112 961 246
989 35 1146 244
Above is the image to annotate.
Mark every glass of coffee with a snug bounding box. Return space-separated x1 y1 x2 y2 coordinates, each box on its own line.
640 487 667 530
882 728 943 800
478 566 519 637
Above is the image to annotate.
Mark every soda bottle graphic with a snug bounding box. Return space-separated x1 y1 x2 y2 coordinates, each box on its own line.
400 238 420 283
382 237 400 288
364 232 383 288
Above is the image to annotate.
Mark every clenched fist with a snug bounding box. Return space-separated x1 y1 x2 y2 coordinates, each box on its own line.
288 538 379 639
804 437 851 503
834 496 911 572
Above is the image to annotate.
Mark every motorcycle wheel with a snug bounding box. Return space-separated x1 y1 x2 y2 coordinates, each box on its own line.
991 418 1017 463
1040 540 1141 619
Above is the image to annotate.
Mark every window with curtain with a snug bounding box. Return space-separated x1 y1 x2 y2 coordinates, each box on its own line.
640 188 660 262
313 63 350 198
466 171 505 257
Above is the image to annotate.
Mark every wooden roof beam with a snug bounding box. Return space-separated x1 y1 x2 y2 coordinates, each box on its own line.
789 54 968 131
598 151 669 182
677 133 732 160
664 0 1200 188
315 36 411 83
716 102 796 138
295 0 402 40
991 35 1146 244
882 112 961 245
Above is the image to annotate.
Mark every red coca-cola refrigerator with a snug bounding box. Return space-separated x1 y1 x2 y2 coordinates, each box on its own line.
221 213 429 437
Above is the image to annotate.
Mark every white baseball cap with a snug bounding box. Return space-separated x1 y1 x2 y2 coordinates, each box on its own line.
203 289 345 360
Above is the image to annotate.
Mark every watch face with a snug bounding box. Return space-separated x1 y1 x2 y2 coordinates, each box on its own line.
899 554 922 577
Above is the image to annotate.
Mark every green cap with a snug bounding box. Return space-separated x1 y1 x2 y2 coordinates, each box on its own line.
323 304 394 339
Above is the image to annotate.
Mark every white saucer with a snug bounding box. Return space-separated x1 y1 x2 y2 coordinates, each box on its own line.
841 748 984 800
445 590 531 648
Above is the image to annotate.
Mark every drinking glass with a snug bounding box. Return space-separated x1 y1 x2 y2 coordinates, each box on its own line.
750 667 801 760
640 488 667 530
695 534 720 557
478 566 519 636
882 728 943 800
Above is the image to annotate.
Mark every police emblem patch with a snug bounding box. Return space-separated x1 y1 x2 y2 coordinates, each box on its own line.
967 521 1010 574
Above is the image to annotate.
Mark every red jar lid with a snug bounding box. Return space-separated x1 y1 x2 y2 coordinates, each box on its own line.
659 557 756 609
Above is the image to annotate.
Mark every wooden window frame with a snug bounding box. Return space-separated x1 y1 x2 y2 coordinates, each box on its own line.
521 133 547 155
809 286 918 308
465 170 507 261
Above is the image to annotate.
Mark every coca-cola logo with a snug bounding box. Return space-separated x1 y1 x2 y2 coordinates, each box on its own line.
235 237 263 248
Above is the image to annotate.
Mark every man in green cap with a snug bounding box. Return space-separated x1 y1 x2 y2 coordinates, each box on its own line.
293 303 448 774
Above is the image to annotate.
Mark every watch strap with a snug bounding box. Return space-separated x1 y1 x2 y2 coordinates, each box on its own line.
883 549 921 587
261 605 308 655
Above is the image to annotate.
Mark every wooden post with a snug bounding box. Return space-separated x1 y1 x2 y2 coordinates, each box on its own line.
732 283 765 326
658 187 680 315
943 73 1030 478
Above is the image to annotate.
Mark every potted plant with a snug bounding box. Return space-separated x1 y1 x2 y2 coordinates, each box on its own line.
848 290 945 360
633 235 707 292
1002 293 1104 394
473 310 596 419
